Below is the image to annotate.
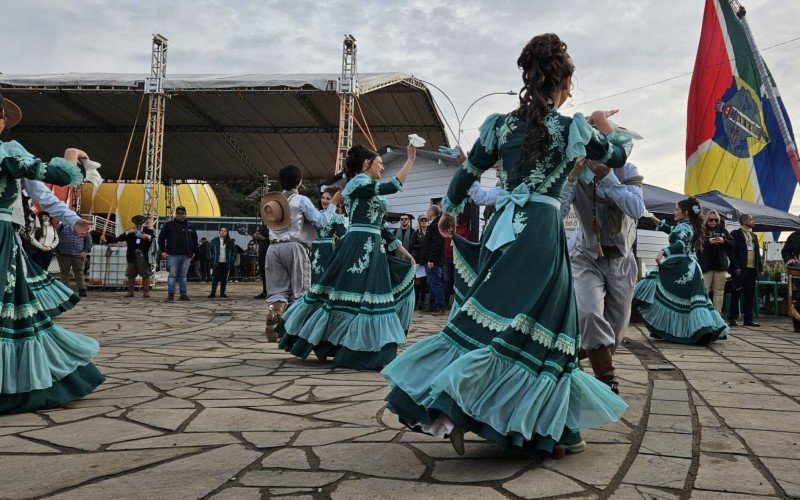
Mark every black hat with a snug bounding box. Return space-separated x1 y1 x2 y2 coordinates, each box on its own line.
131 215 147 226
175 206 187 213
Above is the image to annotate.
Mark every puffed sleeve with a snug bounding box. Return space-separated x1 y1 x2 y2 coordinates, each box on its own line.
0 141 84 186
345 174 403 199
566 114 631 169
442 114 503 217
663 223 692 257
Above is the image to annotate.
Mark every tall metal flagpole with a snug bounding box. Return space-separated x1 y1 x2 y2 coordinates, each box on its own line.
730 0 800 182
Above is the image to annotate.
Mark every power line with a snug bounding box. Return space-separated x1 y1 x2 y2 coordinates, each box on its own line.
565 34 800 108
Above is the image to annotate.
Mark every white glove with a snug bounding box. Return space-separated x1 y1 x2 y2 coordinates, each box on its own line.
408 134 426 148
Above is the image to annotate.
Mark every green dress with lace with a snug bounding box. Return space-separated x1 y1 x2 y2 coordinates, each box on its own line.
310 213 348 285
277 174 414 369
382 110 630 452
633 220 729 344
0 140 105 414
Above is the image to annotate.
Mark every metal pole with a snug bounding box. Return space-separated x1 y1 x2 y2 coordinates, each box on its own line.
457 91 516 146
336 34 357 174
732 1 800 182
144 34 168 227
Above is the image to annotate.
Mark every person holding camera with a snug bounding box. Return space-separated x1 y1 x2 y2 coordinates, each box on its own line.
121 215 154 298
698 210 734 314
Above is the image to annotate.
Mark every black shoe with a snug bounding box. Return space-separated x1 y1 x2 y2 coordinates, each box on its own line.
254 292 267 299
728 319 738 327
208 293 216 298
220 293 228 298
78 289 87 298
179 295 190 301
166 294 175 301
744 320 761 327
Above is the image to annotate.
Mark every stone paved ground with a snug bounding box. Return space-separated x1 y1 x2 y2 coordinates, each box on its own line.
1 282 799 499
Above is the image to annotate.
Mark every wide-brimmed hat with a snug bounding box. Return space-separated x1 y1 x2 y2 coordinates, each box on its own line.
0 94 22 129
261 192 291 231
131 215 147 226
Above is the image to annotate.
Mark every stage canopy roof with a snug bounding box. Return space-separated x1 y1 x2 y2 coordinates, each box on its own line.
0 72 449 181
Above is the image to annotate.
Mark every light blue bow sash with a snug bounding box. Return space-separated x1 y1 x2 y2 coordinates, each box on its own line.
485 184 560 252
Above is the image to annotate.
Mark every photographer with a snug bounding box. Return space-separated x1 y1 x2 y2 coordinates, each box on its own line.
120 215 155 298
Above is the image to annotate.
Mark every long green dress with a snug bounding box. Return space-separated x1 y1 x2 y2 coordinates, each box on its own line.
310 213 347 285
277 174 414 369
0 140 105 414
633 220 729 344
382 110 629 452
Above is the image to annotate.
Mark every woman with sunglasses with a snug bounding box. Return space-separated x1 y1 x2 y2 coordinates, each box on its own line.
698 211 734 315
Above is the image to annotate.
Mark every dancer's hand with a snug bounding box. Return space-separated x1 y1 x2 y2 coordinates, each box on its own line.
649 215 661 225
73 218 92 236
406 144 417 162
655 250 665 264
567 157 586 182
589 110 618 124
586 160 611 180
438 213 455 237
64 148 89 164
331 191 343 206
455 146 467 166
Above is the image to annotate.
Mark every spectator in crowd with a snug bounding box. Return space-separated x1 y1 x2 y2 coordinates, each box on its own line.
393 213 413 254
56 220 93 297
157 205 199 301
29 211 58 271
195 237 211 282
729 214 762 327
208 227 236 298
120 215 155 298
420 204 446 314
253 224 270 299
698 210 734 314
411 214 429 310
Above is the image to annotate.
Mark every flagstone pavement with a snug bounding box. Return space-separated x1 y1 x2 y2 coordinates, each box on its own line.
1 282 799 499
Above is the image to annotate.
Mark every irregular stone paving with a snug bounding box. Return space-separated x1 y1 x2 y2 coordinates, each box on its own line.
0 283 798 498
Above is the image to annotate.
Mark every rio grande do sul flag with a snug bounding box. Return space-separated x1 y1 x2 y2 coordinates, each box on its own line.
685 0 799 212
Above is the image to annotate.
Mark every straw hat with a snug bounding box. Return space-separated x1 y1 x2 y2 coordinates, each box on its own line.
261 192 291 231
0 94 22 129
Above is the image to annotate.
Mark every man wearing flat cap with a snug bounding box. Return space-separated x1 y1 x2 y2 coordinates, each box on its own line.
262 164 341 340
120 215 155 298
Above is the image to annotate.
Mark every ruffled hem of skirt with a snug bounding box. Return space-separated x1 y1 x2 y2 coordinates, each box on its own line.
381 333 627 446
633 278 729 344
0 325 101 393
279 298 407 353
0 363 105 415
278 335 397 370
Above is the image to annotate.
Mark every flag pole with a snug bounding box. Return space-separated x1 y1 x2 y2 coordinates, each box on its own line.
729 0 800 182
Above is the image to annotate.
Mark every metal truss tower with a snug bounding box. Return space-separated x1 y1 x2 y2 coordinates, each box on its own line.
144 34 168 224
336 34 357 174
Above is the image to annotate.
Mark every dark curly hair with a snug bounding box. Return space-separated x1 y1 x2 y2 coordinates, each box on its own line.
344 145 379 180
677 196 705 253
511 33 575 167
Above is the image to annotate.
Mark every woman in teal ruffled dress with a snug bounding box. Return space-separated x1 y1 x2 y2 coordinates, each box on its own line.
0 96 105 414
310 186 348 285
633 198 729 344
382 34 628 456
277 144 417 369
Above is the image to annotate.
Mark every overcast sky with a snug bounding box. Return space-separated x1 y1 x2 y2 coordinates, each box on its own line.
4 0 800 208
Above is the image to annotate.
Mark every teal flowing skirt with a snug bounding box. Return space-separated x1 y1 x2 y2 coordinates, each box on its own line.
310 240 336 285
633 255 729 344
382 200 627 452
278 229 414 370
0 223 105 414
